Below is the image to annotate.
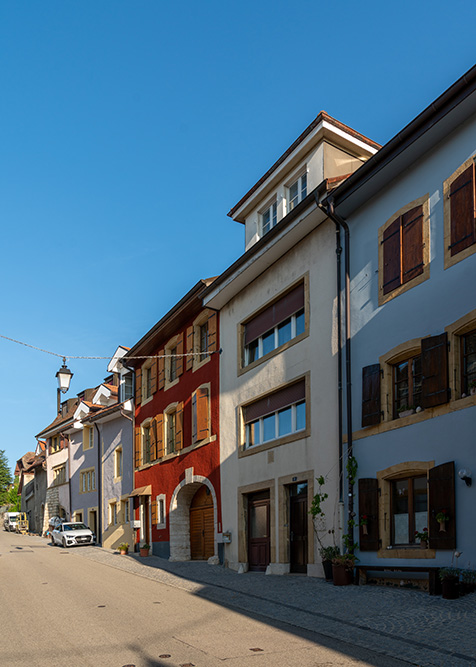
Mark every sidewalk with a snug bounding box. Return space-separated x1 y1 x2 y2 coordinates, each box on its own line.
71 542 476 667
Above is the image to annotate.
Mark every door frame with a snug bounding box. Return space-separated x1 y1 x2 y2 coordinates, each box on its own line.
238 479 275 566
278 471 314 567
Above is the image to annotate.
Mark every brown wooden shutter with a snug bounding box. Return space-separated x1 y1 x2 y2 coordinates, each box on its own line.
158 350 165 390
196 387 210 441
186 326 194 371
176 333 184 376
134 427 141 468
208 312 217 353
361 364 381 427
156 414 164 458
428 461 456 550
151 499 158 526
135 368 142 405
150 418 157 461
150 357 158 394
175 402 184 450
421 333 449 408
382 217 402 295
402 205 424 284
358 478 379 551
449 163 476 256
191 392 198 443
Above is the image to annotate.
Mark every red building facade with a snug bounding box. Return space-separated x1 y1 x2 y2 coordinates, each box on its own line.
126 280 222 561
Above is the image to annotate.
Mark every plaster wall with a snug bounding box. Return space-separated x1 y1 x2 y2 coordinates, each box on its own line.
70 428 98 519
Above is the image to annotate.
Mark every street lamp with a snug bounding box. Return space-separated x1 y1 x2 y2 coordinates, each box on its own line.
56 357 73 413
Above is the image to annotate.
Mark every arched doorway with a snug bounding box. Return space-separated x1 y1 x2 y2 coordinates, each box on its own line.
190 485 214 560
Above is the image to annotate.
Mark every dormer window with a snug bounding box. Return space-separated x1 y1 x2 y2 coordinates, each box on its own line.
121 372 133 401
260 200 277 236
287 172 307 212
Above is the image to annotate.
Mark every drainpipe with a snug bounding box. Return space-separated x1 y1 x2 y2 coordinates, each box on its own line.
94 422 102 546
317 194 354 551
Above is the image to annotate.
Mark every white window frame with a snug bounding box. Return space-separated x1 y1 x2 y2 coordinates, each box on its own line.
244 308 305 366
245 400 306 449
260 199 277 236
286 171 307 213
156 493 166 529
141 362 153 403
121 372 134 402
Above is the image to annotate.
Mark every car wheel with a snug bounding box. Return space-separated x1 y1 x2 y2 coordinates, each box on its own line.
62 538 68 548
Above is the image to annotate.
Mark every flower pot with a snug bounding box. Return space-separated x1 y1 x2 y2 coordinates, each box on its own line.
362 524 368 535
140 548 149 557
120 549 128 555
442 576 459 599
438 521 447 532
399 409 415 418
470 387 476 396
420 540 428 549
332 563 353 586
322 559 333 582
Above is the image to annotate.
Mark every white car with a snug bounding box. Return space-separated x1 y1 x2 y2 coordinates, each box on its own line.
51 522 95 548
3 512 20 532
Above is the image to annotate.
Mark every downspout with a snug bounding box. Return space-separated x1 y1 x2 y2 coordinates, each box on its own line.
317 194 354 551
94 422 102 546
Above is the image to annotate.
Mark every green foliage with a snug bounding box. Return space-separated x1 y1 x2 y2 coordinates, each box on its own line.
309 476 328 519
319 545 340 561
342 532 358 553
0 450 12 504
346 455 358 486
439 567 460 581
6 478 21 511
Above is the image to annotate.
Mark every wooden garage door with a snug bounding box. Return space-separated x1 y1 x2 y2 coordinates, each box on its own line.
190 486 214 560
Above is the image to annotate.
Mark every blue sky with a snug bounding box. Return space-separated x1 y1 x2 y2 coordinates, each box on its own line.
1 1 475 471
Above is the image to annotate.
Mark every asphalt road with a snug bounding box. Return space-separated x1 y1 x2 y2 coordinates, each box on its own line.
0 530 411 667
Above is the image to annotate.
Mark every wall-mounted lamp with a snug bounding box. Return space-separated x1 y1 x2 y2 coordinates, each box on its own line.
458 468 472 487
56 357 73 414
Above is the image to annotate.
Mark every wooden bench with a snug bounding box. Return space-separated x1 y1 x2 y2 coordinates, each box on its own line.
355 565 442 595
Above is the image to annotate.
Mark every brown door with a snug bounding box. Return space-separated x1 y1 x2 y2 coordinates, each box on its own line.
289 483 308 573
248 491 270 572
190 486 214 560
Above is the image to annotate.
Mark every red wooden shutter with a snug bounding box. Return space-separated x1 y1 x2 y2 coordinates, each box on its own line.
150 357 158 394
135 368 142 406
361 364 381 427
196 387 210 441
358 478 379 551
176 334 184 376
134 427 141 468
421 333 449 408
186 326 194 371
449 163 476 256
428 462 456 550
150 418 157 461
208 313 217 353
175 402 183 450
382 217 402 295
402 205 424 284
156 414 164 458
158 350 165 390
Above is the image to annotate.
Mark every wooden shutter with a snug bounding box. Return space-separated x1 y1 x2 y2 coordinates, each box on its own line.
186 326 194 371
151 499 158 526
150 418 157 461
192 392 198 443
150 357 158 394
428 461 456 550
402 205 424 284
176 333 184 376
135 368 142 406
196 386 210 441
208 312 217 353
382 217 401 295
158 350 165 390
449 163 476 256
358 478 379 551
175 402 184 451
134 427 141 468
156 414 164 458
421 333 449 408
361 364 381 427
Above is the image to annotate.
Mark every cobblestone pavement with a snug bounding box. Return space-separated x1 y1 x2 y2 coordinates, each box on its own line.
49 538 476 667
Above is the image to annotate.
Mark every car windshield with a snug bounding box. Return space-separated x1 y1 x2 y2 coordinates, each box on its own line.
63 523 88 531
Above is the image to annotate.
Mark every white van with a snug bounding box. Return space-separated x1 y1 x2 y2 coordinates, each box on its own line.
3 512 20 532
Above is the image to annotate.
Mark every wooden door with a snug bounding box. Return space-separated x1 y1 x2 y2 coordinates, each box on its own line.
290 490 308 573
190 486 214 560
248 492 270 572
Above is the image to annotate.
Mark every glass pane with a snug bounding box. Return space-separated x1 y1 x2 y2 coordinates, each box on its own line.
271 202 277 227
301 173 307 198
412 356 422 406
246 339 259 365
278 406 292 436
262 414 276 442
295 309 305 336
262 329 275 356
277 318 292 346
250 504 268 538
247 421 260 447
296 401 306 431
413 477 427 513
289 482 307 496
392 479 409 543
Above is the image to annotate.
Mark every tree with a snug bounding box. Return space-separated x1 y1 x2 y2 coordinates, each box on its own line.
6 477 21 511
0 450 12 505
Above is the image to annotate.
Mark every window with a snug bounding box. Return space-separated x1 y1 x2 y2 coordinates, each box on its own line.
83 426 94 451
79 469 96 493
158 497 165 525
166 410 176 454
145 366 152 398
243 283 305 367
163 403 183 455
461 330 476 395
244 380 306 449
378 196 429 305
53 464 66 486
121 372 134 401
108 501 118 526
169 347 177 382
199 323 209 356
287 172 307 212
393 354 422 417
73 511 83 523
161 333 184 389
50 436 61 453
142 423 152 465
444 158 476 269
121 499 129 524
137 359 157 405
391 476 427 545
260 200 277 236
114 447 123 480
188 311 218 371
192 385 210 443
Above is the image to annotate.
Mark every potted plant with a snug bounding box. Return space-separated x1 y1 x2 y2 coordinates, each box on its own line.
139 542 150 557
469 380 476 396
319 545 340 581
435 509 450 532
332 554 358 586
439 567 460 599
118 542 129 555
397 404 415 418
414 527 429 549
359 514 369 535
460 569 476 595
